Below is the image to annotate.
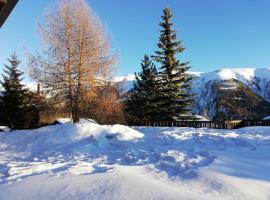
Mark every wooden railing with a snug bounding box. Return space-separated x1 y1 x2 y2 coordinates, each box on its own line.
130 120 270 129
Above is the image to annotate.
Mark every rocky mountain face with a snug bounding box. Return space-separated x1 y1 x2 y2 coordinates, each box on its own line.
191 68 270 120
118 68 270 120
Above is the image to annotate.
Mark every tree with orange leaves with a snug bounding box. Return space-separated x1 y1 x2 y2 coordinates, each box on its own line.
28 0 116 123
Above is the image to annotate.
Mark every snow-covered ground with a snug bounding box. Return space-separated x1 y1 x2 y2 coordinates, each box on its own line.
0 121 270 200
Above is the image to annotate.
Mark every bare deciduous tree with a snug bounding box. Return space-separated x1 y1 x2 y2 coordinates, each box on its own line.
28 0 116 122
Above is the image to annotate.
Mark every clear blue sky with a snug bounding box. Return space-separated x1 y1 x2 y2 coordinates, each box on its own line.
1 0 270 81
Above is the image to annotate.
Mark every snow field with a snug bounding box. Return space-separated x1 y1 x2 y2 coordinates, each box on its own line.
0 122 270 199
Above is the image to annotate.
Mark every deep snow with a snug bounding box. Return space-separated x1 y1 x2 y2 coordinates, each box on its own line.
0 122 270 200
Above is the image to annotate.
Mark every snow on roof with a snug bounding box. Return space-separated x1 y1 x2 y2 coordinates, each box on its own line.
176 114 210 121
263 116 270 120
195 115 210 121
55 118 98 124
55 118 72 124
79 118 98 124
0 126 11 132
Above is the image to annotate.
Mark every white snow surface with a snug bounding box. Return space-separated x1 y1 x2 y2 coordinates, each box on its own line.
55 118 72 124
0 126 10 132
1 122 270 200
55 118 98 124
194 115 210 121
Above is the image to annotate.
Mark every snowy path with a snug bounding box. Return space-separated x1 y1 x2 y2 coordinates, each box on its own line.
0 123 270 200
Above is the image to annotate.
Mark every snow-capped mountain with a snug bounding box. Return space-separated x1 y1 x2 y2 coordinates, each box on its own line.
191 68 270 120
118 67 270 120
192 68 270 102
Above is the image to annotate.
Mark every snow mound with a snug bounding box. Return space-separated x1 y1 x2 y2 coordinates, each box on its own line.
0 122 144 156
105 124 144 141
1 124 270 199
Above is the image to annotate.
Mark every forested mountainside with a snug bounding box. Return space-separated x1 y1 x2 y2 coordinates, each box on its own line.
118 68 270 120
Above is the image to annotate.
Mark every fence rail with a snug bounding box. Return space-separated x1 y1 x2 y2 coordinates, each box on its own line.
130 120 270 129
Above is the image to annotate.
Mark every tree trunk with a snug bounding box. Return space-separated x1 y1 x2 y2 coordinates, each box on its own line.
72 103 79 123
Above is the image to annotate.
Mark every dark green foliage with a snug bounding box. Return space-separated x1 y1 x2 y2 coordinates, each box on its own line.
152 8 195 121
0 53 35 129
126 55 160 122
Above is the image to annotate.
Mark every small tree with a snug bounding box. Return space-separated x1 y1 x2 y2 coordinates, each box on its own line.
0 53 35 129
126 55 159 122
152 8 195 121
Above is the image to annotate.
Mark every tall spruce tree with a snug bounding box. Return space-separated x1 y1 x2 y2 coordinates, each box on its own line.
126 55 159 122
0 53 35 129
152 8 195 121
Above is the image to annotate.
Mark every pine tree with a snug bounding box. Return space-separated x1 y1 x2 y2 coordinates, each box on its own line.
152 8 195 121
0 53 35 129
126 55 159 122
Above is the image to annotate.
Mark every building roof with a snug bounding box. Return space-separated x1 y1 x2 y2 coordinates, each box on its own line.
0 126 11 132
0 0 18 28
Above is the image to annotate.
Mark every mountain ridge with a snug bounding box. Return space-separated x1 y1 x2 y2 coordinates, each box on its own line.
118 67 270 120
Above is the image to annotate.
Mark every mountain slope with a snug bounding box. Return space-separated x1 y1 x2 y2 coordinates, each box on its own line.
192 68 270 120
118 67 270 120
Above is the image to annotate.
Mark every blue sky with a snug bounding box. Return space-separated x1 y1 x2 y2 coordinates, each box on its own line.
1 0 270 81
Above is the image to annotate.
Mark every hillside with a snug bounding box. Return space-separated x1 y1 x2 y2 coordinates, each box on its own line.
118 67 270 120
192 68 270 120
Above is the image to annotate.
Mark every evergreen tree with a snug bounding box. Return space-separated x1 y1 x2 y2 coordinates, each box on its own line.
0 53 35 129
126 55 159 122
152 8 195 121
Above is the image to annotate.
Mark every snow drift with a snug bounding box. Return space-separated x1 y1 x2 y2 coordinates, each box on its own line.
0 121 270 200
